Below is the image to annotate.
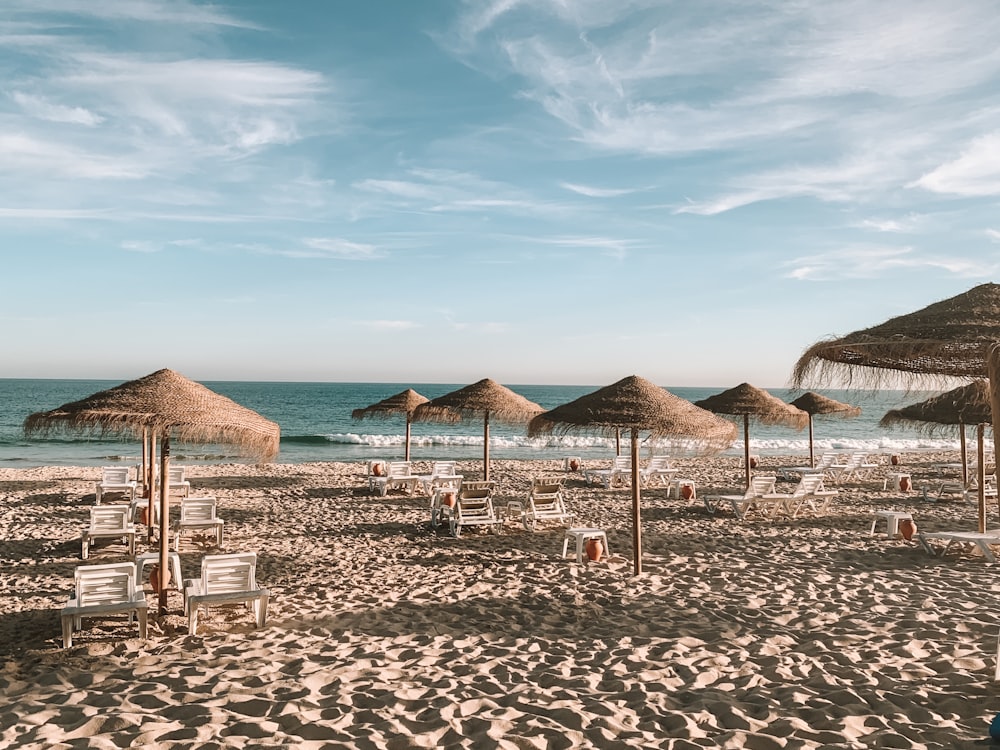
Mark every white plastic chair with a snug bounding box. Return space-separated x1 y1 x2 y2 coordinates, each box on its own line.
81 505 137 559
60 562 147 648
370 461 419 496
183 552 268 635
639 456 677 487
443 481 502 537
704 476 778 520
520 476 573 531
172 496 225 551
96 466 137 505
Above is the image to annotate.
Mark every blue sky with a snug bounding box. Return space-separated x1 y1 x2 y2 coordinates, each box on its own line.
2 0 998 387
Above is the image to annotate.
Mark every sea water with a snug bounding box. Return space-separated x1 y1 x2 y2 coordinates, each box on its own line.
0 379 984 468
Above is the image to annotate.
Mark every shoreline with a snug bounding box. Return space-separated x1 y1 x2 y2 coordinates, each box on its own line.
2 452 998 748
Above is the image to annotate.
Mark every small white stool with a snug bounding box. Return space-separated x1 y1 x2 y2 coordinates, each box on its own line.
135 551 183 590
562 528 610 563
668 478 697 500
870 511 913 539
883 472 912 492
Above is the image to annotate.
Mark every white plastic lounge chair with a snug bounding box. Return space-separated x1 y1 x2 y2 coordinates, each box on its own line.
172 496 225 551
703 476 778 521
429 485 461 528
830 452 878 484
370 461 419 497
96 466 137 505
759 474 836 519
81 505 137 559
61 562 147 648
779 452 838 481
183 552 269 635
584 456 632 489
443 481 502 537
639 456 677 487
418 461 463 495
167 466 191 497
917 530 1000 562
518 476 573 531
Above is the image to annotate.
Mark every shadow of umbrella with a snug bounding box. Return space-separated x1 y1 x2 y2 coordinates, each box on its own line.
789 392 862 468
527 375 737 576
412 379 543 482
694 383 808 489
792 282 1000 531
23 368 280 613
351 388 439 462
880 380 992 487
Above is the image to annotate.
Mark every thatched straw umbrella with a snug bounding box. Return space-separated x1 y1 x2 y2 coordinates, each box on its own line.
879 380 992 486
351 388 434 462
412 379 543 481
789 392 862 468
528 375 737 576
694 383 809 489
792 283 1000 531
24 368 280 613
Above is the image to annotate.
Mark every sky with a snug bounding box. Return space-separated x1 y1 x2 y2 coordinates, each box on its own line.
2 0 1000 388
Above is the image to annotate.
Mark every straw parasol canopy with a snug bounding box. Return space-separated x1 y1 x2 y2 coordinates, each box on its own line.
792 283 1000 388
879 380 992 485
351 388 438 462
24 368 280 612
412 378 544 481
695 383 809 489
789 392 862 468
528 375 737 576
791 283 1000 532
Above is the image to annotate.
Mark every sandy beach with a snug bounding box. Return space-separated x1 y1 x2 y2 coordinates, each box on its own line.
2 452 999 748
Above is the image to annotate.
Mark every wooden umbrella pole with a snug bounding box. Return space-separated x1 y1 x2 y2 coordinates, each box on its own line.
158 435 171 614
631 427 641 576
978 424 986 533
743 415 751 490
147 432 157 543
405 418 412 462
988 344 1000 526
808 416 815 468
483 411 491 482
141 428 148 497
616 428 621 457
960 423 968 487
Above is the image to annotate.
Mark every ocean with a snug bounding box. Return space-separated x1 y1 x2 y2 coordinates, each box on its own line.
0 379 984 469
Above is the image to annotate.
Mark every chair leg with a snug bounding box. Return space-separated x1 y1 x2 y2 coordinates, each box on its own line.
61 614 73 648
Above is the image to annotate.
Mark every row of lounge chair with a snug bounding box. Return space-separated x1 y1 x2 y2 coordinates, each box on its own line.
95 465 191 504
429 476 575 537
61 552 268 647
81 496 225 558
704 474 838 521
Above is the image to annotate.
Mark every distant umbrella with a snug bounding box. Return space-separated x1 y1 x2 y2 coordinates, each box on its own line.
695 383 809 489
351 388 440 462
880 380 992 485
789 392 862 468
24 368 280 613
792 283 1000 531
528 375 737 575
412 379 543 481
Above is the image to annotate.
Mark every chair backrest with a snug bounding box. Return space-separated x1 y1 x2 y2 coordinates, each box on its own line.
816 453 837 469
459 480 495 500
531 477 563 501
748 476 777 498
386 461 412 478
180 496 218 522
89 505 131 531
794 474 826 496
430 461 457 477
75 562 137 607
168 466 186 483
200 553 257 594
101 466 131 484
646 456 672 471
612 456 632 471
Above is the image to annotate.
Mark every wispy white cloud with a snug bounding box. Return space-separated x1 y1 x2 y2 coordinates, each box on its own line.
783 245 991 281
298 237 382 260
359 320 422 330
11 91 103 126
855 215 926 233
5 0 258 29
986 229 1000 242
914 132 1000 196
539 235 632 259
560 182 637 197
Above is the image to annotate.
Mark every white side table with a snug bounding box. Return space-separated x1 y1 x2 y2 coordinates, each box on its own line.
870 511 913 539
135 551 183 591
561 528 610 563
667 478 697 500
883 472 912 492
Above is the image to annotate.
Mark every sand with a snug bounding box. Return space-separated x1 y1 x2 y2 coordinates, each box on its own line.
1 452 998 749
